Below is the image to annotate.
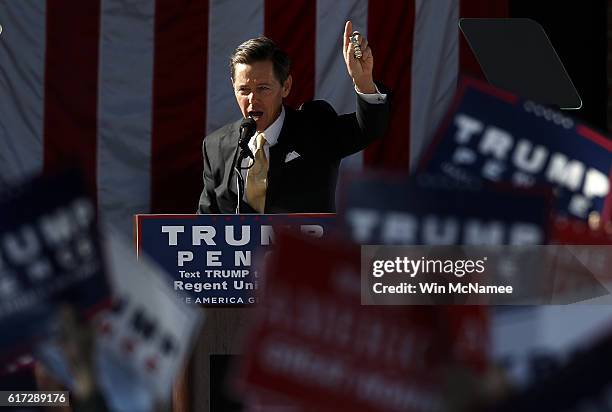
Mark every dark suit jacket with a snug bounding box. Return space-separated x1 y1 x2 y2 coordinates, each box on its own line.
197 93 390 214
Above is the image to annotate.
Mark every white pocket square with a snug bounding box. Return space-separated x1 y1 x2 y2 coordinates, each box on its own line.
284 151 301 163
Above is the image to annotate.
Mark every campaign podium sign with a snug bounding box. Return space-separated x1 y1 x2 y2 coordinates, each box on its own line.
135 214 335 306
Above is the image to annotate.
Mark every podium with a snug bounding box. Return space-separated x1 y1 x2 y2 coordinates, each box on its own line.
134 214 336 411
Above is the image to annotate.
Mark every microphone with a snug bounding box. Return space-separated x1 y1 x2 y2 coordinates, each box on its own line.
234 116 256 214
238 117 257 160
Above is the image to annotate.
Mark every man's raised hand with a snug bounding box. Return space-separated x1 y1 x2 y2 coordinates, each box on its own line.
343 20 375 94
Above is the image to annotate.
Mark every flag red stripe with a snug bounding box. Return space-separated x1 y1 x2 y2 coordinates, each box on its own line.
43 1 101 200
150 0 209 213
459 0 509 77
264 0 316 109
364 0 415 170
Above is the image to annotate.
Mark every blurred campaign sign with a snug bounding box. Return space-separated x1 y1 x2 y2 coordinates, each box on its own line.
418 77 612 222
340 173 552 245
236 231 489 412
95 229 204 404
550 219 612 298
0 171 110 361
135 214 334 305
551 217 612 245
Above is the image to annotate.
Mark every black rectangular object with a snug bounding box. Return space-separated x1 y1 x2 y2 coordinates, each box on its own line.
459 18 582 110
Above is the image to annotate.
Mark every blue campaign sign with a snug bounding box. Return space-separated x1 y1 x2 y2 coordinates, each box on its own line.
0 171 110 360
419 77 612 222
340 173 552 245
135 214 335 305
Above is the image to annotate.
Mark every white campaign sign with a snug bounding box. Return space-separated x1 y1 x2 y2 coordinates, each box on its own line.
100 230 204 399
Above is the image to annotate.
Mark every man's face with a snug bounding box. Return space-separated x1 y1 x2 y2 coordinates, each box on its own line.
233 60 292 132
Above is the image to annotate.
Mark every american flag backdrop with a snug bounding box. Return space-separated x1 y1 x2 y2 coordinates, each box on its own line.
0 0 506 232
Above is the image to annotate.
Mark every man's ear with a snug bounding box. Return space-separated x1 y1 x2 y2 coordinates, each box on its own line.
282 75 292 98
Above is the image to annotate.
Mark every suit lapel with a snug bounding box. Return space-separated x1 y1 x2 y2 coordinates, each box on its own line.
265 106 297 212
269 105 295 176
224 120 241 199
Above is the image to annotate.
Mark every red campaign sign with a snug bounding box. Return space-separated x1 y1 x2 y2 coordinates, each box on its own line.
236 231 489 412
551 217 612 245
549 218 612 297
242 394 306 412
441 305 490 373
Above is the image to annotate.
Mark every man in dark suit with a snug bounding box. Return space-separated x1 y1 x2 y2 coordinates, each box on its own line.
197 21 390 214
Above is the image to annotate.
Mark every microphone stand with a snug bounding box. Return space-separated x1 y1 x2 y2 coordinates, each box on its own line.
234 151 249 214
234 153 246 215
235 117 256 214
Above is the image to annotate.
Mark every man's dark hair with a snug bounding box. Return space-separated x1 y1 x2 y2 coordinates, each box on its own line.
230 36 291 85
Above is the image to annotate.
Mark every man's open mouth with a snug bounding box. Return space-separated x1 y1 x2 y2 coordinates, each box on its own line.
248 111 263 120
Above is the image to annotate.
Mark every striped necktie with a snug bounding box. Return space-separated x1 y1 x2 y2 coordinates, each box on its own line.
246 132 268 213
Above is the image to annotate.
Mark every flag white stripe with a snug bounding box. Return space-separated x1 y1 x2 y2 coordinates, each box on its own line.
315 0 367 114
0 0 46 186
97 0 156 232
206 0 264 134
315 0 368 170
410 0 459 169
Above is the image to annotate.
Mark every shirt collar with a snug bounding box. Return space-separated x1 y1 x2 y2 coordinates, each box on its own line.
248 105 285 149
